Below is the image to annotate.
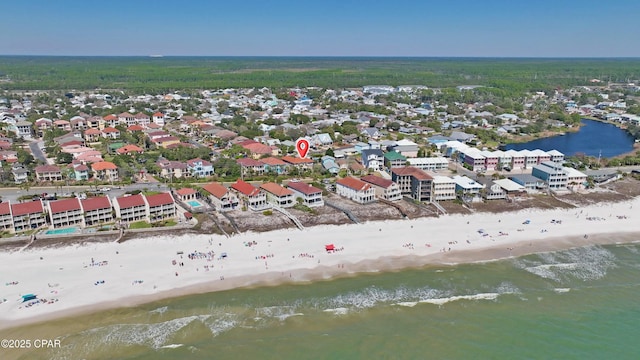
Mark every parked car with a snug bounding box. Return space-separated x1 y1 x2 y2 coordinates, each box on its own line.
100 187 111 191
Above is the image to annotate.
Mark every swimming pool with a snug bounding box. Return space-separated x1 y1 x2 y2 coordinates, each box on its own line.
45 227 79 235
187 200 203 207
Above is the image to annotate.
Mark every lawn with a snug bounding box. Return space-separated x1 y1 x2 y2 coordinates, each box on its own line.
129 221 151 229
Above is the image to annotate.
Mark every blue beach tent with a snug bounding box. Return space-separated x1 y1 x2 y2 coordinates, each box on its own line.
21 294 37 302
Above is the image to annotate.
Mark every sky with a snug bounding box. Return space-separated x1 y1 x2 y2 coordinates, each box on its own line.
1 0 639 57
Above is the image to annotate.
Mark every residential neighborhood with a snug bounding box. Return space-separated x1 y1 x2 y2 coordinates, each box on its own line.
0 81 638 236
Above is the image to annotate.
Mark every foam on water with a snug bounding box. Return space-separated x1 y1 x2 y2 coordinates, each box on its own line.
554 288 571 293
150 306 169 314
72 315 207 351
515 245 617 283
323 307 349 315
395 302 419 307
160 343 184 349
419 292 501 306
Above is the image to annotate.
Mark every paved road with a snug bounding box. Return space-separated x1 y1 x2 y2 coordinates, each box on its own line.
28 140 47 163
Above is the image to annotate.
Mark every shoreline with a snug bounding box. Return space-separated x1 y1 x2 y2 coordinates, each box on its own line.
1 197 639 331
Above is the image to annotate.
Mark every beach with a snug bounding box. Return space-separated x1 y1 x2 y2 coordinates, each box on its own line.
1 197 639 331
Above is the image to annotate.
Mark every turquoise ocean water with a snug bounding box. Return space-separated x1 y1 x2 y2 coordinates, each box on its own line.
3 242 640 359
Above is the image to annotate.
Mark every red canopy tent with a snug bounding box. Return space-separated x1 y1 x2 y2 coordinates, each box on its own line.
325 244 335 252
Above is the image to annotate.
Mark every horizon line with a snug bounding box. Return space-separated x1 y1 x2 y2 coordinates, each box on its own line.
1 54 640 60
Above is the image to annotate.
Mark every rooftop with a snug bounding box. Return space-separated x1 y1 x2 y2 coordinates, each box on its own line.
260 182 293 197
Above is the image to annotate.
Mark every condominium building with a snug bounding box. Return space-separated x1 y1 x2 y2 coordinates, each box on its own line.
11 200 46 232
145 192 176 222
47 198 83 229
81 196 113 226
391 166 433 202
113 194 147 223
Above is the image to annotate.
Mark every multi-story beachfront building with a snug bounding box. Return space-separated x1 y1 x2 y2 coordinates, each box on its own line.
452 175 485 198
47 198 83 229
260 182 295 208
11 200 46 233
531 161 569 190
0 202 13 232
231 180 269 211
145 192 176 222
431 175 457 201
203 182 239 212
113 194 147 223
336 176 376 204
391 166 433 202
81 196 113 226
360 175 402 201
286 181 324 207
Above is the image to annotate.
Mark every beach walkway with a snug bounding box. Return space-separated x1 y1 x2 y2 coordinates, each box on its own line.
325 200 360 224
272 205 305 230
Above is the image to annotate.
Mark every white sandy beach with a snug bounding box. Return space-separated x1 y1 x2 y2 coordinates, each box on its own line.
1 197 639 330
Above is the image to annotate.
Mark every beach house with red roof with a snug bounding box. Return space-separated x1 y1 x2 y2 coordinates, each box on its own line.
240 140 274 159
69 163 89 181
11 199 46 232
153 136 181 149
281 156 314 170
157 158 188 179
53 119 72 131
0 202 13 232
336 177 375 204
87 115 104 130
81 196 113 226
152 112 165 126
175 188 197 202
134 112 151 127
127 125 145 133
34 117 52 137
113 194 147 223
230 179 268 211
118 112 136 126
360 175 402 201
103 114 118 128
102 126 120 139
46 198 83 228
260 182 294 208
237 157 265 176
91 161 119 182
117 144 144 155
286 181 324 207
391 166 433 202
35 165 63 182
202 182 238 211
260 157 289 174
145 192 176 222
84 128 102 143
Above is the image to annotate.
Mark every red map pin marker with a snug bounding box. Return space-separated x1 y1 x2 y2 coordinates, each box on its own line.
295 138 310 158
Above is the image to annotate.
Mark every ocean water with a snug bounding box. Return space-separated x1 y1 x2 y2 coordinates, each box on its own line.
3 242 640 360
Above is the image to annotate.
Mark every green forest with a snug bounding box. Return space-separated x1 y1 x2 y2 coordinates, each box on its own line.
1 56 639 93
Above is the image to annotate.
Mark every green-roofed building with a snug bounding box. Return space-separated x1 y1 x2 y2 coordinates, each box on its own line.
384 151 407 168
